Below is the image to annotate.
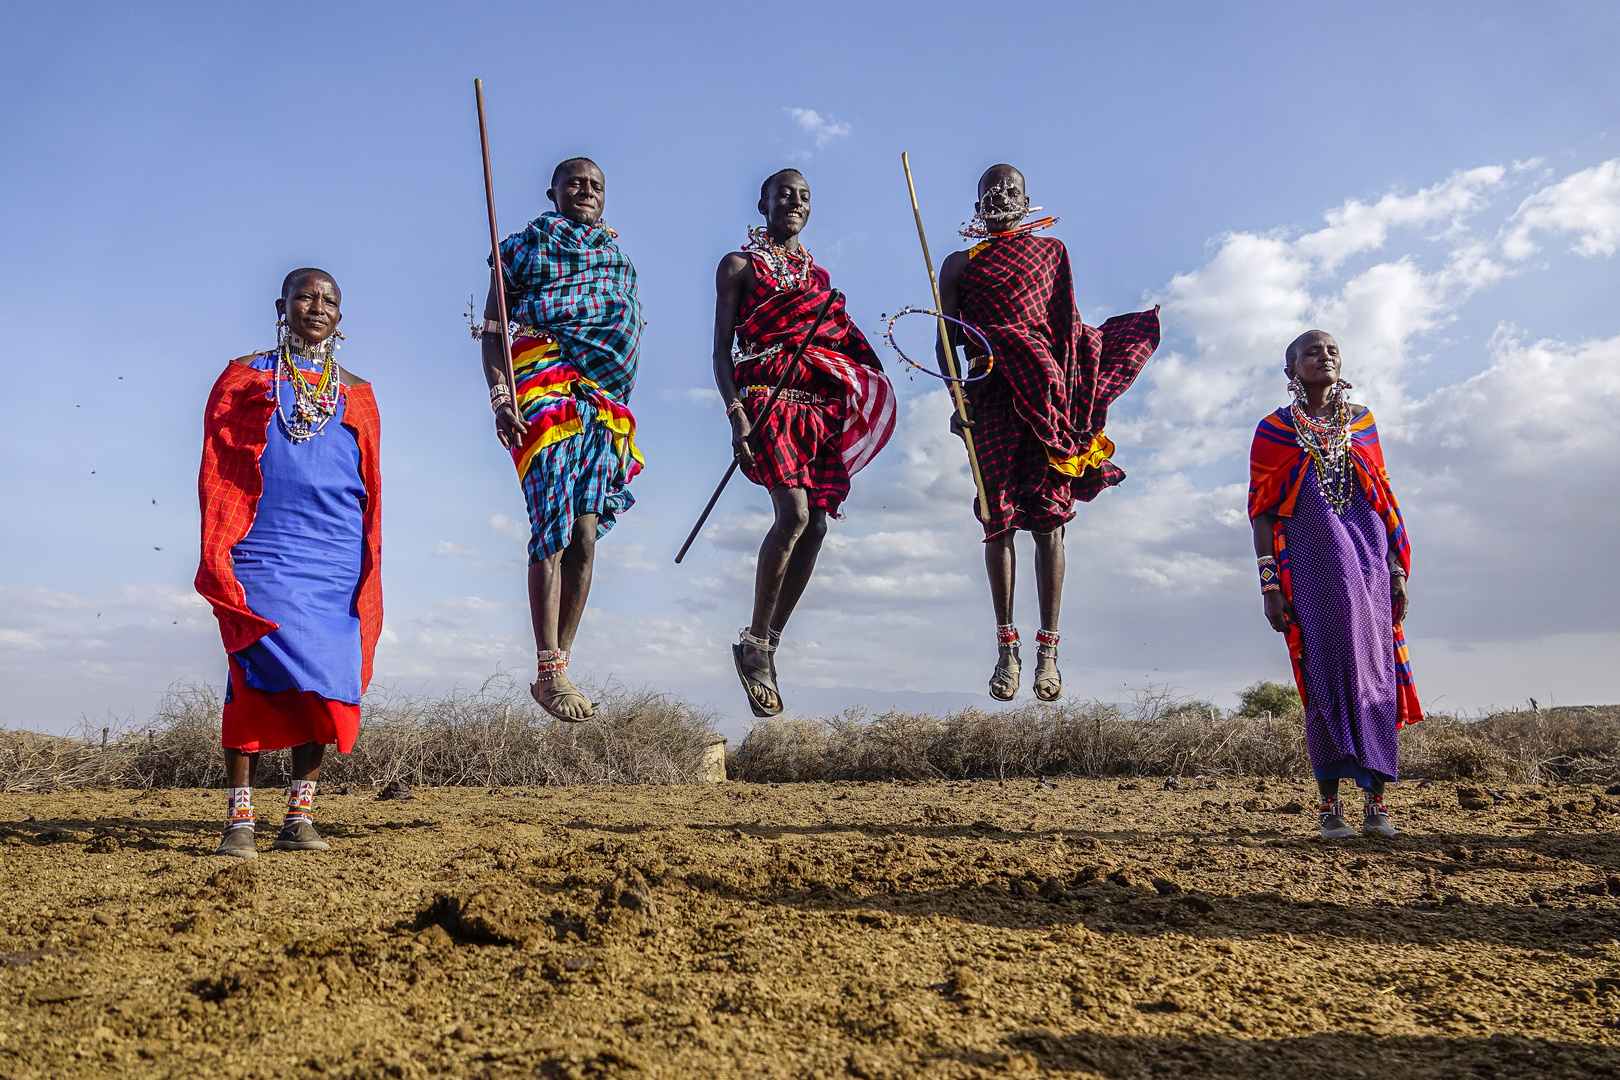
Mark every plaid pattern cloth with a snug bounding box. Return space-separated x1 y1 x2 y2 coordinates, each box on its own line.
733 253 896 512
518 405 634 562
195 358 383 691
494 212 641 402
959 234 1159 538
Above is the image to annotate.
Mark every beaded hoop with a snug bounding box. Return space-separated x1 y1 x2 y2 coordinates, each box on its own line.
879 306 996 384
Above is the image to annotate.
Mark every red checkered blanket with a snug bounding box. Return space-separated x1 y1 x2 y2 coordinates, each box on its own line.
735 256 896 476
959 234 1158 501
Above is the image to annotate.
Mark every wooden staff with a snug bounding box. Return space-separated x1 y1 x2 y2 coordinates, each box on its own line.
901 152 990 522
474 79 518 424
674 291 840 564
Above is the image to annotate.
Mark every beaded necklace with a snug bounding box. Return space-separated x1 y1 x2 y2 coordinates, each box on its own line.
1289 379 1354 515
743 226 815 291
272 330 342 442
959 179 1060 240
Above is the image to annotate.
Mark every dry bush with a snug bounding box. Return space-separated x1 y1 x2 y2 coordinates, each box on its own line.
733 691 1313 783
733 693 1620 784
2 674 719 791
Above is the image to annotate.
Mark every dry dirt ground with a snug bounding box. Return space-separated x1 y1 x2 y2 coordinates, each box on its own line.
3 779 1620 1079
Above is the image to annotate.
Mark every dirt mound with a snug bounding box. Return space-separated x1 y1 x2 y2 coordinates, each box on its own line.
2 779 1620 1077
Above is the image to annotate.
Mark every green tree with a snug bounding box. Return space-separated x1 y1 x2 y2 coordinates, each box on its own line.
1238 680 1301 717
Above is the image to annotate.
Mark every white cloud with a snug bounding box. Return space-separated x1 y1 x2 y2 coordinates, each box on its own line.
432 540 482 559
1502 159 1620 260
785 107 851 149
487 514 527 541
686 387 721 407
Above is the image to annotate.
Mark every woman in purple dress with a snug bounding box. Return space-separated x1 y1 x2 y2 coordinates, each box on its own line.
1248 330 1424 839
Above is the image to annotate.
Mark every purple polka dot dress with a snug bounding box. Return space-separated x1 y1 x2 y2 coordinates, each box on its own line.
1283 461 1400 787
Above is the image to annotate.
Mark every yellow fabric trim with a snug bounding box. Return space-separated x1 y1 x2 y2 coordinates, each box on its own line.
513 414 585 479
967 240 993 260
1048 431 1115 477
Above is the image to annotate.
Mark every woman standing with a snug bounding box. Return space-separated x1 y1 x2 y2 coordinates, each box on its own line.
1248 330 1421 839
196 268 382 858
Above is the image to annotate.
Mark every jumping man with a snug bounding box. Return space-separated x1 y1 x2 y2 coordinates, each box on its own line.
711 168 896 716
479 158 644 723
937 164 1159 702
197 268 382 858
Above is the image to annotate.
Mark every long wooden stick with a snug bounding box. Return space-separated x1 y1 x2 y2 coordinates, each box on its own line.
674 291 840 564
475 79 518 419
901 152 990 522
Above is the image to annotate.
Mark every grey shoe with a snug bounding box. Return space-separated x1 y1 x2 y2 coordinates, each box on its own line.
1318 797 1358 839
271 819 330 852
1363 793 1400 837
215 824 258 859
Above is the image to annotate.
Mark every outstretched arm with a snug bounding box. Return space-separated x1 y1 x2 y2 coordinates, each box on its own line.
712 253 756 467
482 270 526 448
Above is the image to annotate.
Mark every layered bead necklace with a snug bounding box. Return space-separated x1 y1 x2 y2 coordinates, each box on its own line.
1289 378 1354 514
273 326 342 442
959 179 1060 240
743 226 815 291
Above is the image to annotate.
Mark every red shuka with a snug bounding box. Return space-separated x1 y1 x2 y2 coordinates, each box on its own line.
195 359 383 752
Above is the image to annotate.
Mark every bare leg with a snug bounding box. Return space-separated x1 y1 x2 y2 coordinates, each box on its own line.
766 507 827 636
527 514 599 721
984 533 1020 699
224 748 260 788
290 741 325 783
1032 526 1065 699
741 488 816 712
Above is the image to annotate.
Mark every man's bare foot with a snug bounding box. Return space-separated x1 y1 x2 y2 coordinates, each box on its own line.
733 632 782 717
533 671 594 722
1033 654 1062 701
989 644 1021 701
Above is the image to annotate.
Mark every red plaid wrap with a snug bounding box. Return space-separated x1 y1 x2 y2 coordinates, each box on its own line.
959 235 1159 538
195 359 384 692
733 254 896 515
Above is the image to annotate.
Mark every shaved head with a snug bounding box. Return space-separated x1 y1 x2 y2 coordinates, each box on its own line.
977 163 1025 197
1285 329 1337 371
760 168 806 203
281 267 338 301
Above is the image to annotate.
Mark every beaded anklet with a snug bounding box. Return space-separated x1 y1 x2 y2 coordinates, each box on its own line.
996 624 1020 648
536 649 569 682
1035 628 1059 659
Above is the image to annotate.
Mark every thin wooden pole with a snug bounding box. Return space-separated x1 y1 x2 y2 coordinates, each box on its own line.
902 152 990 522
474 79 518 415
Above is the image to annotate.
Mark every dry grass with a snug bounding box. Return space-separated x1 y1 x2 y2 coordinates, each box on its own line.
0 674 720 792
731 693 1620 785
6 679 1617 792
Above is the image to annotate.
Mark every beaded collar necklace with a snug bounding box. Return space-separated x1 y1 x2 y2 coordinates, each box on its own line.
959 180 1060 240
272 326 343 443
743 226 815 291
1288 378 1354 514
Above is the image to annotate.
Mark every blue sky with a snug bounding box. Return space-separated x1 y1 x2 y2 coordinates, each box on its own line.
3 1 1619 736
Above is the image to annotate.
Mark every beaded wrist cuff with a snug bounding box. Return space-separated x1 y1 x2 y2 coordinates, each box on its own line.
490 382 513 412
1258 556 1281 594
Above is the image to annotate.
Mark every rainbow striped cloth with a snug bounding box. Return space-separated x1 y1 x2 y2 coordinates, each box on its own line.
508 334 641 483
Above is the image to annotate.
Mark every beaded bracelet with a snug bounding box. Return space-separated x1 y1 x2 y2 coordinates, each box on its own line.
726 400 747 417
490 382 513 412
1258 556 1281 594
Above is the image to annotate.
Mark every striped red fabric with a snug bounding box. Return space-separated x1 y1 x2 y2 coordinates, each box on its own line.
733 253 896 504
